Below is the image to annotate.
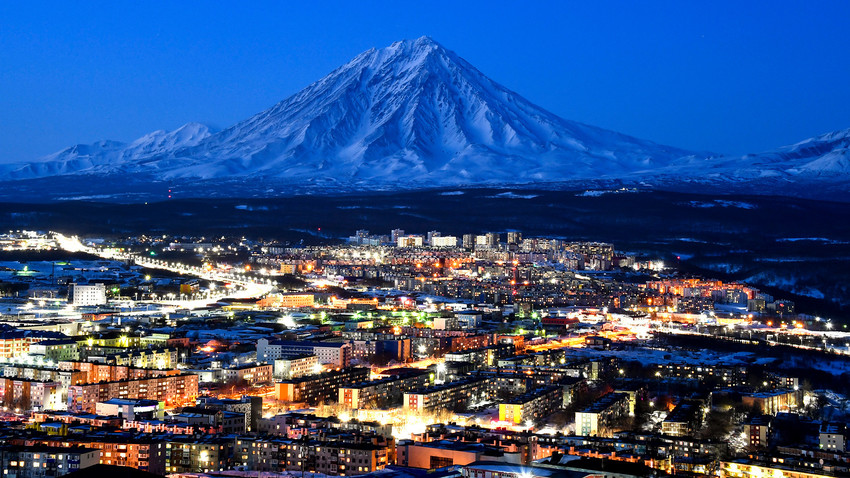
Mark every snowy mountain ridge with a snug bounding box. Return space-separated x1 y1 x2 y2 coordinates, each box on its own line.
2 36 849 198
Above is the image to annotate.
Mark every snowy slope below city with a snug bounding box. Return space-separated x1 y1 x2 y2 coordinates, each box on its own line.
1 36 849 201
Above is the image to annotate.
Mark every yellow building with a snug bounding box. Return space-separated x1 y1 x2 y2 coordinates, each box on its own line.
721 460 833 478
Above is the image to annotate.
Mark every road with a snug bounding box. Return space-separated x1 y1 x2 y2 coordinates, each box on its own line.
53 233 275 309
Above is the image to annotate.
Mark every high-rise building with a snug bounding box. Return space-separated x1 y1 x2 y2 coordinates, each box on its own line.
462 234 475 249
70 284 106 306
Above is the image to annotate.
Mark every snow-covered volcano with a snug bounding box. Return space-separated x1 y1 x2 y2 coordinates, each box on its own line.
2 36 849 199
2 37 695 186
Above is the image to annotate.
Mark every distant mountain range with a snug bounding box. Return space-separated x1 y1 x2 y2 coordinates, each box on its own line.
2 36 849 201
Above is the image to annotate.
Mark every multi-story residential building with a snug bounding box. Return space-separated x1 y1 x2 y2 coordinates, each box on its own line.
740 388 802 415
232 437 389 476
574 392 630 437
66 373 199 412
196 396 263 432
57 361 175 383
0 445 100 477
27 339 80 362
107 347 178 369
404 377 489 414
273 354 319 380
744 415 772 450
257 293 315 308
721 460 835 478
0 331 66 358
0 378 63 411
222 363 273 385
276 367 370 404
445 343 513 369
13 436 167 475
820 422 846 452
165 436 234 474
173 407 245 434
654 363 749 386
339 369 430 409
498 386 563 425
257 339 351 367
1 365 87 401
70 283 106 306
662 401 703 437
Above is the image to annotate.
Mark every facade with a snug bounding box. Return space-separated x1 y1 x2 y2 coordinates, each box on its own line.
174 407 246 434
27 339 80 362
70 283 106 306
67 373 199 412
743 416 772 450
741 388 802 415
819 422 846 452
0 378 63 411
108 347 178 369
0 332 55 359
222 363 273 385
165 437 233 474
662 401 703 437
58 360 175 383
404 377 489 414
1 365 87 401
339 370 431 409
196 396 263 432
721 460 834 478
16 437 167 475
276 367 371 404
445 343 513 369
258 293 315 308
0 445 100 477
574 392 630 436
95 398 162 420
273 354 319 379
498 386 563 425
257 339 352 367
232 437 389 476
655 363 749 386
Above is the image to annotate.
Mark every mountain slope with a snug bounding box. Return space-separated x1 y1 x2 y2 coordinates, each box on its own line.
4 37 695 187
2 37 849 201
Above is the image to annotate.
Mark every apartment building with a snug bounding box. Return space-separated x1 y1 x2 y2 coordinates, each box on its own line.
404 377 489 414
339 369 430 409
498 386 563 425
0 445 100 477
257 339 351 367
574 392 630 436
67 373 199 412
276 367 370 404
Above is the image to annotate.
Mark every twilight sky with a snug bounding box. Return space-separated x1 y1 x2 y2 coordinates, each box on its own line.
1 1 849 162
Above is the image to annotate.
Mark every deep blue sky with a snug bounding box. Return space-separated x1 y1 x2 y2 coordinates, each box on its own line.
1 1 849 162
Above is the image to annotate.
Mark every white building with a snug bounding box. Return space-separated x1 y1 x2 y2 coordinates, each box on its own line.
397 235 424 247
71 283 107 306
96 398 162 420
257 339 351 368
274 354 319 379
431 236 459 247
